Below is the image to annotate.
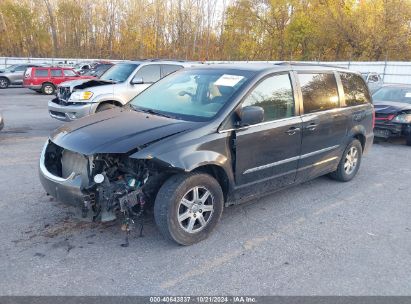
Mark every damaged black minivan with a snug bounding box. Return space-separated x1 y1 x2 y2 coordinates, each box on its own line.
40 63 374 245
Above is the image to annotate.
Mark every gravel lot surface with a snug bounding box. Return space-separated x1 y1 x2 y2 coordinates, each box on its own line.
0 88 410 295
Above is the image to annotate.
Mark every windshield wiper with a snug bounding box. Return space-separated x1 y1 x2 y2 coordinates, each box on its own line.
131 106 175 119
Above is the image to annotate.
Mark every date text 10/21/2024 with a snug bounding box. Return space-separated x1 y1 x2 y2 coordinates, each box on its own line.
149 296 257 303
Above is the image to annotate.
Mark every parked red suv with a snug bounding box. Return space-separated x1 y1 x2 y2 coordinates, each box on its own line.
23 67 94 95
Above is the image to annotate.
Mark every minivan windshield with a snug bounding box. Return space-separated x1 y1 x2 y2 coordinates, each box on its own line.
128 69 251 121
100 63 138 83
373 86 411 104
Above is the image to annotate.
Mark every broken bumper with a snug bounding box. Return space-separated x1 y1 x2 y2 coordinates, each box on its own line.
374 122 411 138
48 98 98 121
39 142 85 209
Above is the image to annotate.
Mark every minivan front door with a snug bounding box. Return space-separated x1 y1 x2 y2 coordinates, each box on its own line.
296 72 347 181
233 73 302 189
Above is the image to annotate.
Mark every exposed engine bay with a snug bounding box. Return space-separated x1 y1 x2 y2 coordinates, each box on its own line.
43 141 170 246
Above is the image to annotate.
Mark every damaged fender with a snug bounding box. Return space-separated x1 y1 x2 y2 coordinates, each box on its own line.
129 132 236 199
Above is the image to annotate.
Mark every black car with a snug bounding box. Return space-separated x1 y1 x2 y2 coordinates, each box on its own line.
39 63 374 245
373 84 411 145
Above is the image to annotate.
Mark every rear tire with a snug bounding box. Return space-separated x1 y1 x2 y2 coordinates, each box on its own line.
329 139 362 182
154 173 224 245
41 83 55 95
96 103 116 112
0 77 9 89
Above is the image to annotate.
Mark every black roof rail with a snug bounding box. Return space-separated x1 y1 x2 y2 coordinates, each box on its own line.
276 61 347 68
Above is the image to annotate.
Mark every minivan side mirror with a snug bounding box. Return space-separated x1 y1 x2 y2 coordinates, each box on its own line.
131 77 144 85
237 106 264 126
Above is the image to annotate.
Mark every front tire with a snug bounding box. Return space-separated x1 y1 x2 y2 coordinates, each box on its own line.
41 83 55 95
154 173 224 245
406 134 411 146
329 139 362 182
0 77 9 89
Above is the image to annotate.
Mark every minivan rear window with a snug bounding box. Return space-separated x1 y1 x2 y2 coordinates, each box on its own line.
298 73 339 114
35 69 49 77
340 72 371 106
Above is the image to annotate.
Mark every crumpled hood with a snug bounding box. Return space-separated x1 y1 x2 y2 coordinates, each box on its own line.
374 101 411 114
59 78 111 92
50 107 195 155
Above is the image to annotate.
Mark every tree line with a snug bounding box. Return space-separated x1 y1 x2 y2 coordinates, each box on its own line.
0 0 411 61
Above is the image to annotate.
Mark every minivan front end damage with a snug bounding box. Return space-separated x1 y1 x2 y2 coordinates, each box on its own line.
39 140 175 241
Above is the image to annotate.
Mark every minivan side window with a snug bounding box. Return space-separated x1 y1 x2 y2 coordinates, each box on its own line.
162 65 183 78
35 69 49 77
298 73 339 114
340 72 371 106
134 65 161 83
242 73 295 122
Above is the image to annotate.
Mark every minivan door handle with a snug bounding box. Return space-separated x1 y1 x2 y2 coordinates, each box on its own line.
304 123 317 131
285 127 301 135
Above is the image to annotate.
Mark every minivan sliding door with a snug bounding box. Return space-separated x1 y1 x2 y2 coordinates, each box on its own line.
295 72 348 182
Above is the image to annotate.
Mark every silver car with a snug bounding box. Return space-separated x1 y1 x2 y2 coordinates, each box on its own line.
48 61 197 121
0 64 42 89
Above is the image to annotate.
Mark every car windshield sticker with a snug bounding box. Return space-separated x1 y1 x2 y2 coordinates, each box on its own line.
405 92 411 97
214 74 244 87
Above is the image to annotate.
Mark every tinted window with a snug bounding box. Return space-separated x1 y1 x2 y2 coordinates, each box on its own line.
299 73 339 113
134 65 161 83
63 70 76 77
35 69 49 77
162 65 183 77
50 69 62 77
15 65 27 71
340 72 371 106
242 74 294 122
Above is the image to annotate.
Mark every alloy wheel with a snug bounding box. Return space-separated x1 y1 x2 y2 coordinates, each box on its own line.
344 146 358 175
0 78 8 88
177 186 214 233
44 85 54 95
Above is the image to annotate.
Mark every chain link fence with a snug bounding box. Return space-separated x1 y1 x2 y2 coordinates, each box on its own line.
2 57 411 84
